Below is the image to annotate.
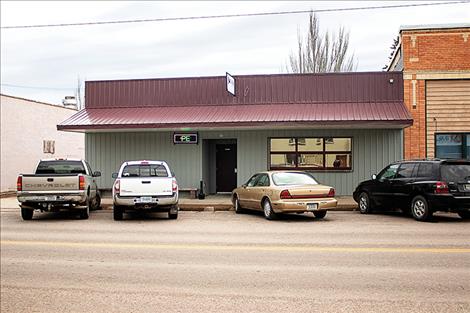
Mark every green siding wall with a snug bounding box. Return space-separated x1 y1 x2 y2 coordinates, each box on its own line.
86 129 403 195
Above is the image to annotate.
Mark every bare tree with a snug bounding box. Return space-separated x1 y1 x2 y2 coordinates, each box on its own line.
287 13 356 73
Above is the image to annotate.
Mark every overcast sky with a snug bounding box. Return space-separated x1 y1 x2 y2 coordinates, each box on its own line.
1 1 469 105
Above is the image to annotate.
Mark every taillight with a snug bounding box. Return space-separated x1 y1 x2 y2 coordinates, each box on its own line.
435 181 449 194
280 189 292 199
79 175 85 190
172 178 178 193
327 188 335 197
17 176 22 191
114 179 120 195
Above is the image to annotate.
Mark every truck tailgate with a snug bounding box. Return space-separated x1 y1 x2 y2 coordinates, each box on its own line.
119 178 173 197
21 175 79 192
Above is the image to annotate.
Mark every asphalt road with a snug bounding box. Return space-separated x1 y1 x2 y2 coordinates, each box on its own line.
1 207 469 313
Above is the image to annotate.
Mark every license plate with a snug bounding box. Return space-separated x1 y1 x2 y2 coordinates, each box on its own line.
307 203 318 211
139 197 153 203
44 196 57 201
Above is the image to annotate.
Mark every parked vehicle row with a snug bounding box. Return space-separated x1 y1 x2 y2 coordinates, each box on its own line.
16 158 470 222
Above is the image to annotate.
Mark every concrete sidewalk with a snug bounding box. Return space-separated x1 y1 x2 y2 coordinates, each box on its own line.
1 195 358 211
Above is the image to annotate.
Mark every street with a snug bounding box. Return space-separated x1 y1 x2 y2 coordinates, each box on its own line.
1 207 469 313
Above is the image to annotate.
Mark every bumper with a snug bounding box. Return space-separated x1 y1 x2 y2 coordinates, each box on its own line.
271 198 337 213
427 194 470 212
17 192 87 205
114 194 178 209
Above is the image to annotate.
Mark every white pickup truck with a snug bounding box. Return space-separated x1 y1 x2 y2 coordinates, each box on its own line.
17 159 101 220
112 160 179 220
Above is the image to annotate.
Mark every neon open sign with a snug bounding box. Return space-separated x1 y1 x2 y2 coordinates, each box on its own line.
173 133 198 144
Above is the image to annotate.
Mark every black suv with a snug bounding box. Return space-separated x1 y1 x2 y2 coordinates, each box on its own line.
353 159 470 221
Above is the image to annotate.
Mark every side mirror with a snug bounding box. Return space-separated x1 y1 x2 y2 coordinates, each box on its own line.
93 171 101 177
241 184 247 188
112 173 118 179
371 174 377 180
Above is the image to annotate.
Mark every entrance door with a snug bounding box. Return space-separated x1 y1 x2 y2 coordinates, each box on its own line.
216 144 237 192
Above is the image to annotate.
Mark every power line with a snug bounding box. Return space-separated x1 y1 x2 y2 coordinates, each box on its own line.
2 1 469 29
1 83 75 91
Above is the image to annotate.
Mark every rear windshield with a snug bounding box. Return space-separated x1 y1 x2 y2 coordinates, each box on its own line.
441 164 470 182
36 161 86 175
272 172 318 186
122 164 168 177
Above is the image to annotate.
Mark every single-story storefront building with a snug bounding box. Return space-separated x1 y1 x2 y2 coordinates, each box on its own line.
58 72 412 195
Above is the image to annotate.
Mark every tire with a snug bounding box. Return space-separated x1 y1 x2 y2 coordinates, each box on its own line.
94 193 101 210
313 210 327 219
21 207 33 220
234 196 244 214
358 192 372 214
458 211 470 220
263 199 276 220
113 205 123 221
411 195 432 222
79 200 90 219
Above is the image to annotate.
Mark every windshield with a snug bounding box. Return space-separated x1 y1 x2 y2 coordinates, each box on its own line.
122 164 168 177
35 161 86 175
272 172 318 186
441 164 470 182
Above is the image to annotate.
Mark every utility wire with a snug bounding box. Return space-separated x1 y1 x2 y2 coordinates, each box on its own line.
2 1 469 29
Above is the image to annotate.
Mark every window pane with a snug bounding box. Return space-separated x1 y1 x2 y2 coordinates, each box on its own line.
298 154 323 167
298 138 323 151
270 153 296 167
396 163 416 179
272 172 318 186
36 161 86 175
270 138 296 152
467 134 470 160
417 163 435 178
326 154 351 168
435 134 462 159
325 138 351 151
377 164 399 180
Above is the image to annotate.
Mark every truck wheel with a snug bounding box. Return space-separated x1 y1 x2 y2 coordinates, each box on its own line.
313 210 327 219
113 206 123 221
94 193 102 210
168 205 178 219
79 201 90 219
411 195 432 222
21 207 33 220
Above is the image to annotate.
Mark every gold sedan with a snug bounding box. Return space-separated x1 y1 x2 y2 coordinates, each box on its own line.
232 171 337 220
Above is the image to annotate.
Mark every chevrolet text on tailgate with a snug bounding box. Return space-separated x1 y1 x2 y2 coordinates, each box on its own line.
17 159 102 220
112 160 179 220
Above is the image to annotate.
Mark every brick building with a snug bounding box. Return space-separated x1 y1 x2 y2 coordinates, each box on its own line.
388 23 470 160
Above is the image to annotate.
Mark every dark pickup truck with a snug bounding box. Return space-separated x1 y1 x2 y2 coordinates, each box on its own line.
353 159 470 221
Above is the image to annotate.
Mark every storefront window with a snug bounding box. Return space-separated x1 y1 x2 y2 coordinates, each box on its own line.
435 133 469 160
269 137 352 170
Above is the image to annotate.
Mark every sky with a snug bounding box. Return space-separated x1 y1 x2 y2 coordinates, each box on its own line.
1 1 469 105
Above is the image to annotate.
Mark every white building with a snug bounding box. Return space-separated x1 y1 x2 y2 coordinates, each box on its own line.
0 94 84 194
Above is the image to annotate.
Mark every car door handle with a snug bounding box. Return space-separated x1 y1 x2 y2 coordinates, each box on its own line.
142 181 151 184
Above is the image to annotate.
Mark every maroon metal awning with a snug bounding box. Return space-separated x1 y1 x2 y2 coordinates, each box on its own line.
57 101 412 132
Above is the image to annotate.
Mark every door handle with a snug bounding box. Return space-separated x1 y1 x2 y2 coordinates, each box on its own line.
142 181 151 184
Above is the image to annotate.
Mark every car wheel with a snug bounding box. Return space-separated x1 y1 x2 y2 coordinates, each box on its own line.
263 199 276 220
458 211 470 220
113 205 123 221
79 200 90 219
313 210 327 219
21 207 33 220
234 196 244 214
411 195 432 222
358 192 372 214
